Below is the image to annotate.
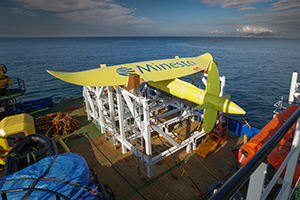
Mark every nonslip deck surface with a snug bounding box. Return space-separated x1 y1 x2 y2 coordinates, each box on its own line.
69 131 242 200
31 99 243 200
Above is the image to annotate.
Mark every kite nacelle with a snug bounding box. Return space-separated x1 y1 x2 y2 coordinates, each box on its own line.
195 93 245 115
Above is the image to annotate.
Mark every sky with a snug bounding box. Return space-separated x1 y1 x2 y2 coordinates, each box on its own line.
0 0 300 38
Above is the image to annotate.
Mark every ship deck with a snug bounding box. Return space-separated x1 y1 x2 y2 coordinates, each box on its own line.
31 98 244 200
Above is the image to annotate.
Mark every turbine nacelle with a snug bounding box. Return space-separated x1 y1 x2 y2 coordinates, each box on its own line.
194 93 245 115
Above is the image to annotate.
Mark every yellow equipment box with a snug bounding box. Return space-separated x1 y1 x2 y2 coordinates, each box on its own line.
0 113 35 152
195 138 219 158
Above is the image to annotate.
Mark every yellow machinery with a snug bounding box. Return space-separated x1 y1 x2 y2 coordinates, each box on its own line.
0 113 35 153
0 63 26 120
195 113 229 158
0 64 12 95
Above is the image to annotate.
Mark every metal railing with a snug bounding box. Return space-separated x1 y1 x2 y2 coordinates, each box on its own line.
206 106 300 200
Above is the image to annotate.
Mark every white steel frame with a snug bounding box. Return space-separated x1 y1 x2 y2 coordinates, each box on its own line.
82 73 226 178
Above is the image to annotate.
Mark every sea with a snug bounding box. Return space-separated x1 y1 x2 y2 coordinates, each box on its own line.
0 37 299 128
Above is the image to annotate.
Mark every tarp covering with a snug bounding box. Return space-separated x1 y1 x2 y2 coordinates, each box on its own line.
0 153 102 199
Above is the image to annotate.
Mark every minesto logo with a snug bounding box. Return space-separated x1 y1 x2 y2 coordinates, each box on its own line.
116 67 135 76
116 60 196 76
135 60 196 74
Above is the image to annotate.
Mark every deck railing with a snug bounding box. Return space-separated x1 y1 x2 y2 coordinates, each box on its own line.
206 106 300 200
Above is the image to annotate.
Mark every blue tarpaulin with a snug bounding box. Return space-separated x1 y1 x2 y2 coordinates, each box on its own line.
0 153 103 199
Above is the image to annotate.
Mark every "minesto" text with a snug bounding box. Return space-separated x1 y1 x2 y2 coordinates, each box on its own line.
135 60 196 74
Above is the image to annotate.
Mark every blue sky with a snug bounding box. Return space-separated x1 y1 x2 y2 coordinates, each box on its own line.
1 0 299 37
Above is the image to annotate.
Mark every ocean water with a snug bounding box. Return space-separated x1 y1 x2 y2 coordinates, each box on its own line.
0 37 299 128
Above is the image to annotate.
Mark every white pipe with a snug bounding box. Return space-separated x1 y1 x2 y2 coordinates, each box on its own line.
289 71 298 105
83 86 91 120
116 86 127 154
143 98 153 178
121 90 142 128
220 75 226 96
107 86 114 115
97 86 105 134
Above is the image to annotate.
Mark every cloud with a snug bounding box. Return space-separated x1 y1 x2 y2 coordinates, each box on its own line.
9 8 36 16
198 0 300 37
271 0 300 11
13 0 111 12
207 26 278 37
208 30 225 34
11 0 152 27
238 32 284 38
236 25 287 37
243 11 300 36
198 0 271 8
237 25 274 33
221 1 254 8
56 4 152 27
242 1 300 29
238 7 257 11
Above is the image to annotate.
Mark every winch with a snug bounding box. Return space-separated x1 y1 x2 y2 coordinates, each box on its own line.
0 64 12 95
0 63 25 120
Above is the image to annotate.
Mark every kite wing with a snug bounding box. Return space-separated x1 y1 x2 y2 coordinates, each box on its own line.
47 53 212 86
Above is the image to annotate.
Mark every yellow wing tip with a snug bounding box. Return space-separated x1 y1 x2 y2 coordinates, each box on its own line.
46 70 64 81
47 70 60 77
46 70 54 75
46 70 86 86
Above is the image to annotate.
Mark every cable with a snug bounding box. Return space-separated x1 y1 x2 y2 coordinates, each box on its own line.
21 155 60 200
241 116 257 136
194 154 221 180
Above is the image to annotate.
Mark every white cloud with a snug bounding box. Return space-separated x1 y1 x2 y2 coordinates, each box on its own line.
237 25 274 33
11 0 152 27
238 7 257 11
208 30 225 34
199 0 272 8
271 0 300 11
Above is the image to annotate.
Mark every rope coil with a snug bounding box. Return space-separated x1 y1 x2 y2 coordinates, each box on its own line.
35 112 79 137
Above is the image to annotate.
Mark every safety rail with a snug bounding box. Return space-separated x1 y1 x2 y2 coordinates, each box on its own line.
8 77 26 96
206 106 300 200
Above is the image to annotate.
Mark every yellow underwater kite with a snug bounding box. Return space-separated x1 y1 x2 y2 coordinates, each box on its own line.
47 53 245 133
